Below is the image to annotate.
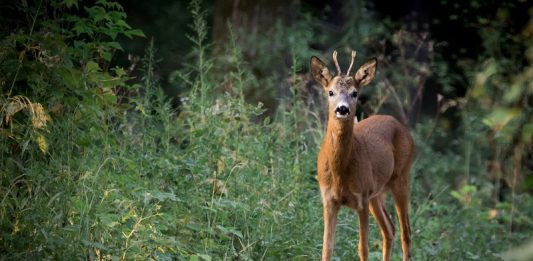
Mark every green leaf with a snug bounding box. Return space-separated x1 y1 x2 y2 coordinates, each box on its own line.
101 50 112 61
98 214 120 228
62 0 78 8
103 92 117 104
136 104 147 116
86 6 109 22
113 67 126 77
105 30 119 40
450 190 462 201
106 41 123 51
216 225 243 239
124 29 146 39
115 19 132 29
73 20 94 36
482 107 520 132
58 68 82 89
96 0 124 10
85 61 100 73
504 82 524 103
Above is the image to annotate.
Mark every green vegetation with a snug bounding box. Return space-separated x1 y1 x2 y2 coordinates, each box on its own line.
1 0 531 260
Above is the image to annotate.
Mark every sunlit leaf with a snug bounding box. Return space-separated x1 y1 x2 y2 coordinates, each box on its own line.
482 107 520 132
36 134 48 153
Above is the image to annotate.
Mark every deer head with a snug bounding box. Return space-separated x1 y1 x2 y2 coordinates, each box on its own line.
311 50 377 121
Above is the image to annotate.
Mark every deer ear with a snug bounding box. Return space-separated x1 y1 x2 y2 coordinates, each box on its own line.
354 58 377 87
310 56 333 88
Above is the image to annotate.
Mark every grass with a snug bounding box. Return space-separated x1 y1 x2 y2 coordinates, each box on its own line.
1 0 532 260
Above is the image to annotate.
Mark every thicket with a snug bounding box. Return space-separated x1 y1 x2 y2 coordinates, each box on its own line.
0 0 531 260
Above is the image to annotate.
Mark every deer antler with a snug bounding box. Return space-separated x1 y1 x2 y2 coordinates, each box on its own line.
346 50 357 76
332 50 341 76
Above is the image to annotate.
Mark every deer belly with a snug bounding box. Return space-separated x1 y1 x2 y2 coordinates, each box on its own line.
343 192 364 210
368 146 395 185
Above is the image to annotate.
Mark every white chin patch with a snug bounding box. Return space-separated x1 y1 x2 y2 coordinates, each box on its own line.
335 113 349 119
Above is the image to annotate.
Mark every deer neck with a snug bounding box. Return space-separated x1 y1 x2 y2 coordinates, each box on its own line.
324 117 355 173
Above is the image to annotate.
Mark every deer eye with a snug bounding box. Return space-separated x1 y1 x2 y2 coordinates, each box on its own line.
328 90 334 97
352 91 358 98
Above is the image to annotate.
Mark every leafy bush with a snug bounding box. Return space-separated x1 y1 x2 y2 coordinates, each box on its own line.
1 0 531 260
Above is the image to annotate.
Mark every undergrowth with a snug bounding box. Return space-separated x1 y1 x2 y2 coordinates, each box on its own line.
1 0 532 260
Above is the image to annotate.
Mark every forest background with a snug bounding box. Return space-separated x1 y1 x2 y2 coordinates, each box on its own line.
0 0 532 260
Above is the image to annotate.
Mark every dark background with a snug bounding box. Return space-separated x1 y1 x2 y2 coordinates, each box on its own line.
118 0 530 103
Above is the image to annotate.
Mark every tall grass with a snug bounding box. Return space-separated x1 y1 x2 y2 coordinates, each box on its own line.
1 0 532 260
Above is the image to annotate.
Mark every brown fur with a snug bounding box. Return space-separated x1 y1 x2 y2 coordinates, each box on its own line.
311 52 414 261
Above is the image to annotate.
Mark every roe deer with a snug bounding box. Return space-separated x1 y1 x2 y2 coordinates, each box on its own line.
310 50 414 261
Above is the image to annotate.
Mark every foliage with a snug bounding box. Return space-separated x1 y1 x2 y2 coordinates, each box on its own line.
0 0 532 260
466 13 532 193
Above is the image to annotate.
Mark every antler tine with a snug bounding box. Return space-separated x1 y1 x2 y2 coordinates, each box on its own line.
332 50 341 76
346 50 357 76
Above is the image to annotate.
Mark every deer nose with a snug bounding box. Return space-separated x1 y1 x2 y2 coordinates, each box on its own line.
335 105 350 116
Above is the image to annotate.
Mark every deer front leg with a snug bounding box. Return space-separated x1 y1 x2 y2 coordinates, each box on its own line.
357 197 370 261
321 198 340 261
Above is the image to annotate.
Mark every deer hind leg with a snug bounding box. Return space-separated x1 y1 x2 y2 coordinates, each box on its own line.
370 195 395 261
391 177 412 261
